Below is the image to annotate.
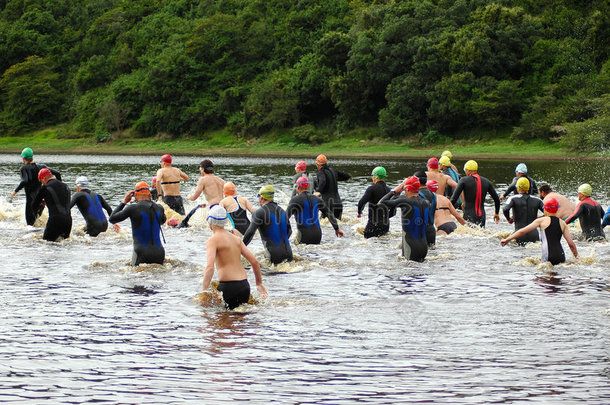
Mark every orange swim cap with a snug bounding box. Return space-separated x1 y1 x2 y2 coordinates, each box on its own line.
223 182 236 196
316 154 328 165
134 181 151 196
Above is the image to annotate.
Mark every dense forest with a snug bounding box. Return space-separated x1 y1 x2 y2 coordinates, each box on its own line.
0 0 608 150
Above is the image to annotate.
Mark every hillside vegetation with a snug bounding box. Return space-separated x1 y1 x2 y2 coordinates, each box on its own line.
0 0 608 151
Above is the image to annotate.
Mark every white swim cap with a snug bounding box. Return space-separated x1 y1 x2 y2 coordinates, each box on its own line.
207 205 228 227
75 176 89 188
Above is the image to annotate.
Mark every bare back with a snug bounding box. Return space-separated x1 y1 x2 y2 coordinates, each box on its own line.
426 170 456 195
193 174 226 205
544 192 575 219
220 195 255 213
208 230 248 282
156 166 188 197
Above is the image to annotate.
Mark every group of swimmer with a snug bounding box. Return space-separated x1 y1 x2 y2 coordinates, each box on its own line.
9 147 610 309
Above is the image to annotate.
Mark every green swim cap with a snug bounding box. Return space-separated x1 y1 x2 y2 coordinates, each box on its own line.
21 147 33 159
258 184 275 200
371 166 387 179
578 183 592 196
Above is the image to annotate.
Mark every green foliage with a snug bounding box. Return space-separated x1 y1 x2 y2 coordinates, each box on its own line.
560 94 610 152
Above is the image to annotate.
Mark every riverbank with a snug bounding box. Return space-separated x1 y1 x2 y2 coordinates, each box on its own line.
0 126 600 160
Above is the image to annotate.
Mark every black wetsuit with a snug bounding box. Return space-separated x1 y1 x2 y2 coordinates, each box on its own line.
315 165 350 220
287 191 339 244
242 201 293 265
357 181 391 238
227 197 251 234
291 172 316 197
419 188 437 246
177 205 202 228
217 279 250 310
379 192 430 262
565 197 606 241
14 163 61 225
502 193 544 244
32 178 72 241
70 189 113 236
450 174 500 228
109 200 167 265
162 194 185 215
502 175 538 197
541 217 566 265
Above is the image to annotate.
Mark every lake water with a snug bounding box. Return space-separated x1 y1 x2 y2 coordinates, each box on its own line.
0 154 609 404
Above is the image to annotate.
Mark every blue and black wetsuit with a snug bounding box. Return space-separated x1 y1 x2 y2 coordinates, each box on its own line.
541 217 566 265
502 194 544 244
603 206 610 228
32 178 72 241
450 174 500 228
287 191 339 244
419 187 437 246
70 189 113 236
228 197 251 234
109 200 167 265
379 191 430 262
14 163 61 225
291 172 316 197
357 181 391 238
565 197 605 241
315 165 350 220
242 202 293 265
502 175 538 197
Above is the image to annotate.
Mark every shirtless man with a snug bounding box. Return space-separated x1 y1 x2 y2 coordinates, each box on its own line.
203 205 268 310
155 154 189 215
425 157 457 196
538 184 575 220
188 159 225 206
427 180 466 235
219 182 255 235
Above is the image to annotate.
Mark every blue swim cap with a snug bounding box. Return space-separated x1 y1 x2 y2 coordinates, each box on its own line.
515 163 527 174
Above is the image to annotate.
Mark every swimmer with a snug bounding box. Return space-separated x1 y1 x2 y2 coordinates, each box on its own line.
174 203 205 228
10 147 62 226
450 160 501 228
439 155 461 208
425 157 457 196
357 166 392 238
538 184 575 220
155 154 189 215
314 154 351 220
564 183 606 241
32 168 72 241
188 159 225 206
109 181 167 265
500 163 538 200
70 176 120 236
292 160 316 196
441 150 460 174
428 180 466 235
203 205 268 310
603 205 610 228
287 176 343 244
414 170 437 247
379 176 430 262
502 177 544 245
150 176 159 200
501 198 578 265
242 185 293 265
219 182 255 235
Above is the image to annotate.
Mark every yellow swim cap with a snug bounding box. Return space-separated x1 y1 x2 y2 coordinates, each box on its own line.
439 156 451 167
516 177 530 191
258 184 275 200
464 160 478 171
441 150 453 158
578 183 592 196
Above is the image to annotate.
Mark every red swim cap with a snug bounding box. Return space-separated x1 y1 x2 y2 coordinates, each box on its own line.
404 176 421 192
426 180 439 192
160 154 172 164
427 157 439 169
38 168 52 181
296 176 309 189
295 161 307 171
167 218 180 227
544 197 559 214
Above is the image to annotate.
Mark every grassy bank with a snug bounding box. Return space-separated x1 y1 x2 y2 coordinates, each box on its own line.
0 125 594 160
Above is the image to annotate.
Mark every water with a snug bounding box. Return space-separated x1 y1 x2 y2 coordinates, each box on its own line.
0 154 609 404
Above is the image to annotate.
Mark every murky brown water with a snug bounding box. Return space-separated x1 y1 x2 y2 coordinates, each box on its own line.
0 154 609 403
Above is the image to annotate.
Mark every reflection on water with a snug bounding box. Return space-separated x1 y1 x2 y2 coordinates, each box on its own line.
0 154 609 403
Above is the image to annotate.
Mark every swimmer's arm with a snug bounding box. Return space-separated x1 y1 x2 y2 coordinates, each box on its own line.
242 210 262 245
243 197 255 214
450 179 464 205
357 187 373 215
564 203 582 225
501 218 541 245
318 197 340 231
502 199 513 222
241 241 268 299
337 169 351 181
202 239 217 291
31 187 46 210
489 184 501 214
155 169 163 199
69 193 79 209
179 169 189 182
448 202 466 225
446 175 457 190
187 178 204 200
562 222 578 258
99 195 113 216
109 192 134 223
